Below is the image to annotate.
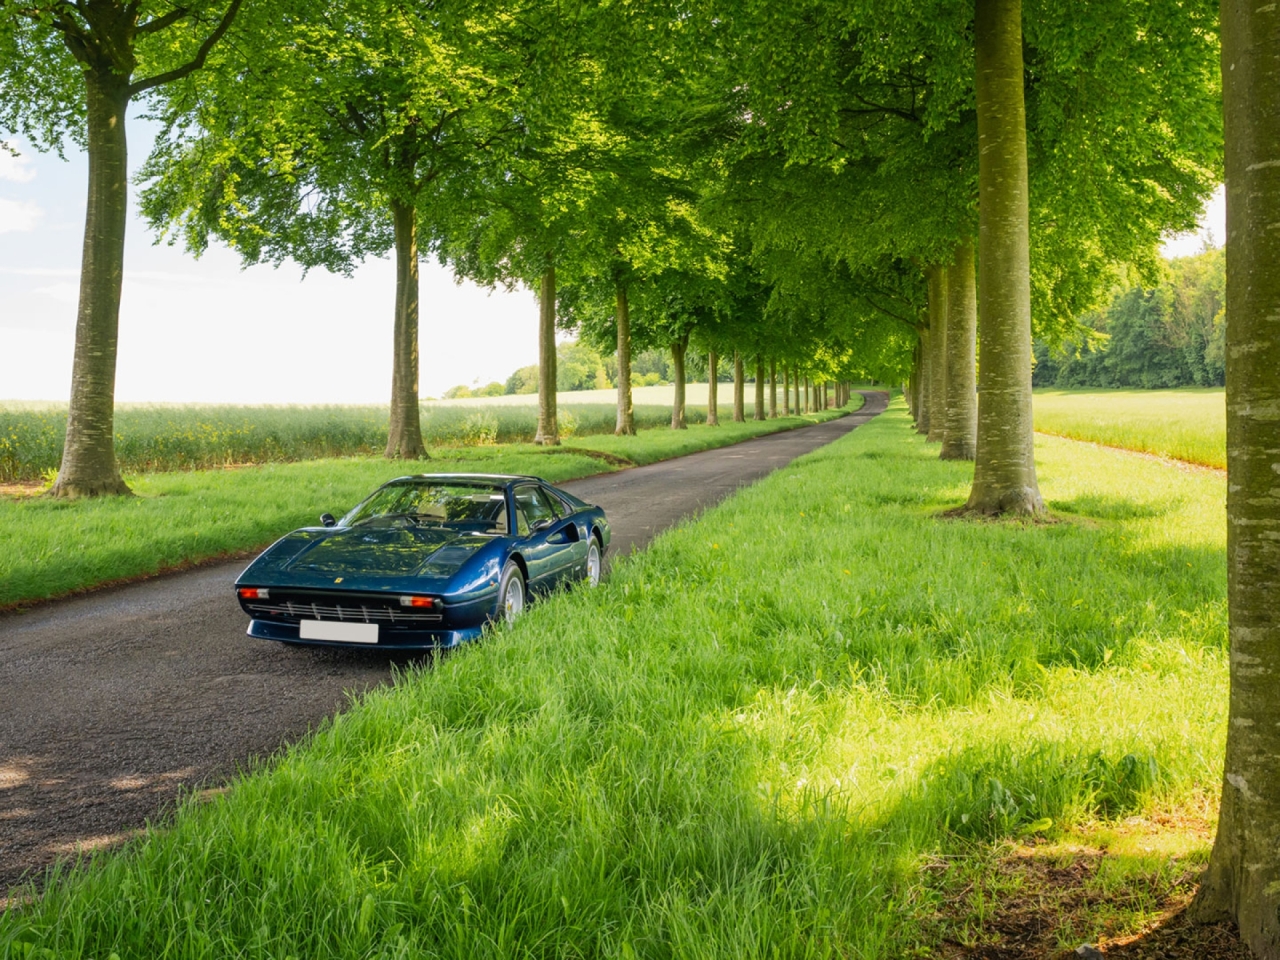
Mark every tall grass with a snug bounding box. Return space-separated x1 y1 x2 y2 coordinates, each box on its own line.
1034 387 1225 468
0 403 706 483
0 403 1227 957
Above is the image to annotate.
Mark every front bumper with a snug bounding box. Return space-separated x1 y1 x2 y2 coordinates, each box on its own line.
247 618 485 650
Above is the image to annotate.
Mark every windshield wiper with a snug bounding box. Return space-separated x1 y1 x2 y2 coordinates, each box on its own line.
352 512 421 527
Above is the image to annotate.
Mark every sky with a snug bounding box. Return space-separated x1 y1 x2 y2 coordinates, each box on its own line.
0 119 540 405
1 118 1224 405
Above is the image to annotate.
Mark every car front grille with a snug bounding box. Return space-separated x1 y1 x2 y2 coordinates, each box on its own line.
245 598 443 625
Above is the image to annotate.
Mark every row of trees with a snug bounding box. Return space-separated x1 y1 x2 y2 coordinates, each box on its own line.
4 0 1278 952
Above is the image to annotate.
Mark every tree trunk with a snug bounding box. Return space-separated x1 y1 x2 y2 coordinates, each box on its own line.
50 74 133 499
533 261 559 445
384 199 427 459
915 331 932 434
927 265 949 443
707 348 719 426
1190 2 1280 953
615 277 635 436
941 238 978 460
795 370 802 415
965 0 1043 515
804 377 810 414
784 365 791 415
670 336 687 429
733 352 745 422
769 358 778 418
754 357 766 420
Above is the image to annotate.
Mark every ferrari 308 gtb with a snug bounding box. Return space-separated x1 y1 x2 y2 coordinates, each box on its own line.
235 474 610 650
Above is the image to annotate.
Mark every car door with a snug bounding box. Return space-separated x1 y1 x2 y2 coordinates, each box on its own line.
513 484 579 593
542 485 590 584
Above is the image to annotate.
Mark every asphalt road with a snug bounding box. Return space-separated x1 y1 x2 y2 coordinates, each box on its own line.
0 392 887 895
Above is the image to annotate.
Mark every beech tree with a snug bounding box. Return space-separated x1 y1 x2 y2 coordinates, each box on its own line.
701 0 1219 502
0 0 242 497
140 0 522 459
1190 1 1280 952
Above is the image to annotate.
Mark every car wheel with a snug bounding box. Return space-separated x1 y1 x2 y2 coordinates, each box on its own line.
584 539 602 587
497 560 526 624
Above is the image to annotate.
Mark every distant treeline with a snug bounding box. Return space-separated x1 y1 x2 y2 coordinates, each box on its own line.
1033 248 1224 389
443 342 736 399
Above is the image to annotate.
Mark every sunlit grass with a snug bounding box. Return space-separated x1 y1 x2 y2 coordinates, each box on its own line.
1033 387 1225 468
0 400 1226 957
0 408 853 608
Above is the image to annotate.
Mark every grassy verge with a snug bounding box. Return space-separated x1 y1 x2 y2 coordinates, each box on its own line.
0 406 856 608
1033 387 1225 469
0 399 1226 958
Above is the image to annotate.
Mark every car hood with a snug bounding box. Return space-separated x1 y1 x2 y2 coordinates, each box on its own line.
265 526 490 580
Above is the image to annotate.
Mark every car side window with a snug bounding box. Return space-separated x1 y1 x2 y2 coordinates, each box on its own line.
515 485 556 534
542 487 565 519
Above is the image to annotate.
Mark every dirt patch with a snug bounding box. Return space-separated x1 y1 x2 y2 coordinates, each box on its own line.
928 813 1249 959
0 482 47 499
536 447 636 468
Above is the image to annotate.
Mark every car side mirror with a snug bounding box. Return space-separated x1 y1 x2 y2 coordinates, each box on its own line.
531 518 553 533
320 513 337 527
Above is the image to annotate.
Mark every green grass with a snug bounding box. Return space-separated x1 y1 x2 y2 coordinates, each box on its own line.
0 400 1226 958
0 402 710 483
1033 387 1225 469
0 407 855 608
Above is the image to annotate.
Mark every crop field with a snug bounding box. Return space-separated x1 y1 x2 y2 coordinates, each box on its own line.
1 402 1227 957
0 406 855 608
0 401 710 483
1033 388 1225 469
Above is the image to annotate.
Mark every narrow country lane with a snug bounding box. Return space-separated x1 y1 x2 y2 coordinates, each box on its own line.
0 392 887 895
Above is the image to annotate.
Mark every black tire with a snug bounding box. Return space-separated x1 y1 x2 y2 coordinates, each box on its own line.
497 560 526 624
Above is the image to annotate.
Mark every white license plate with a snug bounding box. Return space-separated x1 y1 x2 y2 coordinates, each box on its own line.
299 620 379 644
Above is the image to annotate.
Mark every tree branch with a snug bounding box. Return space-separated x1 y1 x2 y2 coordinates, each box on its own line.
127 0 243 96
136 7 190 35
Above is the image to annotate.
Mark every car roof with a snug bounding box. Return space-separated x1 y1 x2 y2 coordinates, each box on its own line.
383 473 548 486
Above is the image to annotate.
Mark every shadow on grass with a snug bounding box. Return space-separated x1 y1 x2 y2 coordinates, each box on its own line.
1048 494 1179 522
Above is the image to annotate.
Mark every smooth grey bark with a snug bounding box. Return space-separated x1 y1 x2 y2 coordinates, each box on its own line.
783 365 791 415
733 352 745 422
926 265 949 443
1191 1 1280 953
614 278 635 436
384 199 426 459
51 75 132 498
915 332 932 435
670 336 687 429
794 369 802 415
707 349 719 426
753 357 766 420
533 262 559 445
965 0 1043 515
769 359 778 418
47 0 243 499
941 238 978 460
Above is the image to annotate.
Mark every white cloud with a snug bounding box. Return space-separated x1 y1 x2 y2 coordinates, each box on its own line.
0 267 78 277
0 197 43 233
33 282 79 304
0 151 37 183
1161 184 1225 259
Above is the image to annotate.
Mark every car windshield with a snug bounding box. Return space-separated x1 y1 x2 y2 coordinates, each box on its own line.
342 481 509 531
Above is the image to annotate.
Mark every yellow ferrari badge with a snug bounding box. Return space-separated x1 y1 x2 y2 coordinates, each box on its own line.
334 577 344 583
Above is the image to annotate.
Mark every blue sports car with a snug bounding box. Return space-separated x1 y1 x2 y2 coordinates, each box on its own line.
235 474 610 650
